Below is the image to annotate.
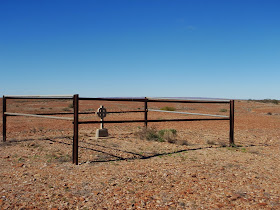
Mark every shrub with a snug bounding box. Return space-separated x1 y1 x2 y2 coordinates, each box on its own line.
219 109 227 112
134 127 177 143
160 106 176 111
134 127 160 141
158 129 177 136
158 129 177 143
68 103 74 108
146 128 163 142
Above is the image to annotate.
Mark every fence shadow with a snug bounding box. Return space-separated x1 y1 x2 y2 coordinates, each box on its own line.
1 137 267 165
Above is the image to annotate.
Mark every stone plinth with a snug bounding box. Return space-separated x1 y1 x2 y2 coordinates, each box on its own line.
96 128 109 138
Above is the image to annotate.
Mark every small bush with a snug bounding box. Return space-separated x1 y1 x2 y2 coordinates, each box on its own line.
134 127 159 141
147 129 163 142
158 129 177 137
68 103 74 108
159 129 177 143
219 109 227 112
134 127 177 143
160 106 176 111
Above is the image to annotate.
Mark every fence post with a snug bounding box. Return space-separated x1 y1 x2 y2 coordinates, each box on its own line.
229 100 234 145
73 94 79 165
2 96 6 142
144 97 148 128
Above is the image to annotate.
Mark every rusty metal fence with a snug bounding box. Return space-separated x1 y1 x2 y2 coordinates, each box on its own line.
2 94 234 165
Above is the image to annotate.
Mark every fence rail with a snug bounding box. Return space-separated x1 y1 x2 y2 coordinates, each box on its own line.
4 95 73 99
148 108 228 118
2 94 235 165
79 97 145 102
4 112 73 120
78 118 230 124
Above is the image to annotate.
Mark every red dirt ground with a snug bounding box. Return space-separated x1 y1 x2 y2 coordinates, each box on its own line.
0 99 280 209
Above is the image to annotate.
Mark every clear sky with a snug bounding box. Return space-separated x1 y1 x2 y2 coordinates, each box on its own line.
1 0 279 99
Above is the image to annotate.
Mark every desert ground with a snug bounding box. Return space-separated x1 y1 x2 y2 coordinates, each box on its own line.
0 98 280 209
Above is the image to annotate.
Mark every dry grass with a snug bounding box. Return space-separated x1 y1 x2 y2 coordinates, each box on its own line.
134 127 189 145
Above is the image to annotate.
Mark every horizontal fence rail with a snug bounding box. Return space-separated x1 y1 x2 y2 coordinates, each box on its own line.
146 99 230 104
78 118 230 124
4 112 74 120
29 112 95 116
147 97 231 102
15 110 145 116
148 109 228 118
79 97 145 102
4 95 73 100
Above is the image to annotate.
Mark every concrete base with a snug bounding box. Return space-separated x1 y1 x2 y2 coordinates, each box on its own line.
96 128 109 138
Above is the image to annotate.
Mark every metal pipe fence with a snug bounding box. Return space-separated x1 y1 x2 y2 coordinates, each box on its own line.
2 94 235 165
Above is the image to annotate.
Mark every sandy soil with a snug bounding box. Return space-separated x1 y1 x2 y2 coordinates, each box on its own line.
0 99 280 209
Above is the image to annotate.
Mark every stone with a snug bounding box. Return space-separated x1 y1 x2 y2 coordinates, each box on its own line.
96 128 109 138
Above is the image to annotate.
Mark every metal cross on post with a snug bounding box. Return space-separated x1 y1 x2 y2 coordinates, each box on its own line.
96 105 109 137
97 105 107 129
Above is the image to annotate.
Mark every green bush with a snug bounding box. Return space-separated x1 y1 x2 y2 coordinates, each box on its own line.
134 127 177 143
219 109 227 112
158 129 177 136
160 106 176 111
158 129 177 143
146 128 163 142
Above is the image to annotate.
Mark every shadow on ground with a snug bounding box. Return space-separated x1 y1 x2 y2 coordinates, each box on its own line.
1 136 268 165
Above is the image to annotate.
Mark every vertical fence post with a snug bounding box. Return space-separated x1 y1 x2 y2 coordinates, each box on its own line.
73 94 79 165
229 100 234 145
144 97 148 128
2 96 6 142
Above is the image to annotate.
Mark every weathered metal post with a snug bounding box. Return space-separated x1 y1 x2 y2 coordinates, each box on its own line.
229 100 234 145
73 94 79 165
144 97 148 128
2 96 6 142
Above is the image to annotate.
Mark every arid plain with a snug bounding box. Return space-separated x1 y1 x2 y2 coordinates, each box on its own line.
1 98 280 209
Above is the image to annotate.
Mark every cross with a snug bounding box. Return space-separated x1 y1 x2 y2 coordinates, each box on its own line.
97 105 107 129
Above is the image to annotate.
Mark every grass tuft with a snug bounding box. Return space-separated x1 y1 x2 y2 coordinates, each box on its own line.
219 109 227 112
160 106 176 111
135 127 182 144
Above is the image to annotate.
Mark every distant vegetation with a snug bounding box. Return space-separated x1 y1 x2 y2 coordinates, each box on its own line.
248 99 279 105
219 109 228 112
160 106 176 111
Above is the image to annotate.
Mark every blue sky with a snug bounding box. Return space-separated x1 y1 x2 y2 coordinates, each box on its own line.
1 0 279 99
